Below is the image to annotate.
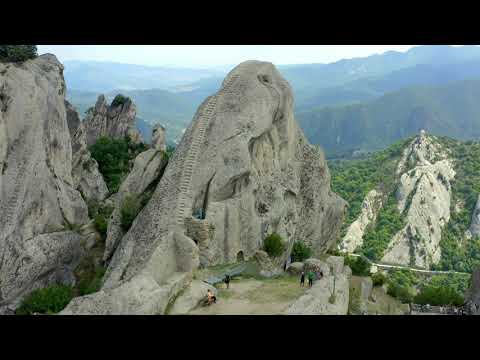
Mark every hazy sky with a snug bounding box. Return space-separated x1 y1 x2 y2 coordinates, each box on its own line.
37 45 424 68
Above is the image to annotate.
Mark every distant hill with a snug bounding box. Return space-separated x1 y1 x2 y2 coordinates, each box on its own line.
295 60 480 110
63 60 225 93
279 45 480 103
298 78 480 157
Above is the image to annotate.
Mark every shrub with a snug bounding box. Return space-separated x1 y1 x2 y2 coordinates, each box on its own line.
120 194 143 231
263 233 285 257
291 241 312 262
88 200 114 240
77 266 106 296
344 255 371 276
386 269 418 303
372 272 387 287
16 285 73 315
0 45 37 63
111 94 129 107
414 274 469 306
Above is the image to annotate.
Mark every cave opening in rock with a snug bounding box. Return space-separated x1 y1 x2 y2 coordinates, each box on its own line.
237 251 244 262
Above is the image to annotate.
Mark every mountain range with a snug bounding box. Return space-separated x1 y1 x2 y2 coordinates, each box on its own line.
65 45 480 151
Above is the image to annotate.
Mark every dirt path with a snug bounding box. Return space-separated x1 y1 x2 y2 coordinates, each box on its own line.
189 276 307 315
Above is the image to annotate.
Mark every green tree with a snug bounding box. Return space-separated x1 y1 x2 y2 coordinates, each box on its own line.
0 45 37 62
291 241 312 262
263 233 285 257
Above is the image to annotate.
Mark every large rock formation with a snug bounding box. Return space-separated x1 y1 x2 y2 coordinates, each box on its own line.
79 94 142 147
340 189 384 253
0 54 90 310
61 61 345 315
382 131 455 268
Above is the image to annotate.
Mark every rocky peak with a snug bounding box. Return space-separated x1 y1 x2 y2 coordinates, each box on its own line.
79 94 142 147
152 124 166 151
397 130 448 175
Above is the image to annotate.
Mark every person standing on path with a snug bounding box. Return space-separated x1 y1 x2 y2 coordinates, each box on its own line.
308 271 315 288
224 274 231 289
300 271 305 287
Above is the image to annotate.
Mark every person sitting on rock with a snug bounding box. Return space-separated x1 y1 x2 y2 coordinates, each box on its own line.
207 289 216 305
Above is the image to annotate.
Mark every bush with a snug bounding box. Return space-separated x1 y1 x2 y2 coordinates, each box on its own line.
0 45 37 63
16 285 73 315
120 194 143 231
344 255 371 276
372 272 387 287
263 233 285 257
386 269 418 303
111 94 129 107
77 266 106 296
291 241 312 262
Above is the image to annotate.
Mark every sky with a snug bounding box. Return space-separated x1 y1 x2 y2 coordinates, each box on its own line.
37 45 423 69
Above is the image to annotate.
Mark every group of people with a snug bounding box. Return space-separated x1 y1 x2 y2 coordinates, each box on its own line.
300 267 323 288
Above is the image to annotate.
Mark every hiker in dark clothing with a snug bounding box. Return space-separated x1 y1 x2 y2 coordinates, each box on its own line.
300 271 305 287
224 274 231 289
308 271 315 288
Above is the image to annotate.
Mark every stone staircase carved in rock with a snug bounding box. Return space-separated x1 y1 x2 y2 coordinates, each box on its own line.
1 126 34 233
175 71 243 229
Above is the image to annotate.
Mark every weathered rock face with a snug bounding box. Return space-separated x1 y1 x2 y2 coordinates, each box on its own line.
152 124 166 151
340 189 384 253
61 61 345 315
382 132 455 268
79 95 142 147
65 100 81 137
0 54 89 308
70 109 109 202
103 148 168 262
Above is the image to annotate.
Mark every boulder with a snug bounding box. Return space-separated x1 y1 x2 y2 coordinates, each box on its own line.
169 280 216 314
287 262 304 275
304 258 330 277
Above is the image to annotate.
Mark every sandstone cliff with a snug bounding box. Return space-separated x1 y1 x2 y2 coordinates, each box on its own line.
0 54 90 310
61 61 345 315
